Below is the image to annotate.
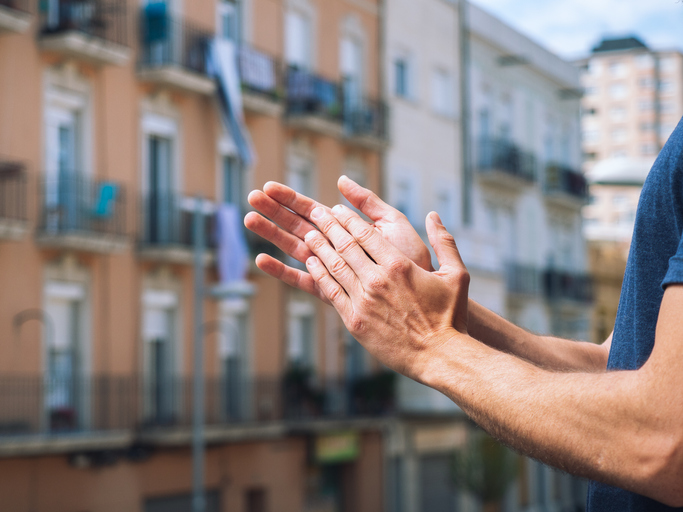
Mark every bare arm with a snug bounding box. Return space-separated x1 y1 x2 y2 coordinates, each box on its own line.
245 178 610 372
300 205 683 507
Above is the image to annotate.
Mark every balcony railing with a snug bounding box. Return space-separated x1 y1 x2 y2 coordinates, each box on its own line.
0 374 396 440
286 67 344 124
544 270 593 304
37 173 127 250
138 9 214 93
0 0 33 34
544 164 589 201
505 263 543 296
0 161 27 224
0 0 31 14
238 44 282 101
139 193 216 252
343 95 388 144
477 138 537 183
38 0 130 65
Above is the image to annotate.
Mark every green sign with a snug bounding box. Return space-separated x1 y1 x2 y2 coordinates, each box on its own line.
315 432 360 463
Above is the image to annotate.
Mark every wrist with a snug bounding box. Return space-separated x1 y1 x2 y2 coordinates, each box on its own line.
412 329 465 390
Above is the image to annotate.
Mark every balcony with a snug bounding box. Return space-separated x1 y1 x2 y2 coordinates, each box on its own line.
544 163 589 209
0 374 395 455
505 263 543 297
285 68 344 138
0 161 28 241
544 269 593 304
476 138 536 190
36 173 128 253
38 0 130 66
238 44 284 117
0 0 32 34
138 9 214 95
343 96 389 150
138 193 216 265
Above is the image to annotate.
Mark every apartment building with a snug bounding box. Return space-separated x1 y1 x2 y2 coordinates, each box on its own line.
0 1 388 511
576 36 683 172
383 2 591 511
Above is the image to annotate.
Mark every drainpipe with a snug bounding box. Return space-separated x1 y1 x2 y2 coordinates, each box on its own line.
459 0 472 227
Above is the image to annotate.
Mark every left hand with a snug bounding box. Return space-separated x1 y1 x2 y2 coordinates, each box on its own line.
303 204 470 379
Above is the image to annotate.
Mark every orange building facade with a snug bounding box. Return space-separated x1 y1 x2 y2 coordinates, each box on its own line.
0 0 389 511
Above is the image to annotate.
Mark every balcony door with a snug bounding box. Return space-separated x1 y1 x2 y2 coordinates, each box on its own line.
45 107 80 231
143 292 177 425
341 36 363 112
147 135 175 244
285 9 311 69
219 299 249 421
45 281 85 432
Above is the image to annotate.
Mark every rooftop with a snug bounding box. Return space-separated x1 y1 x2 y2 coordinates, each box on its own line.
591 36 649 54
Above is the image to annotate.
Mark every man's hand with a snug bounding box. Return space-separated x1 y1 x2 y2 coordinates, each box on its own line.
244 176 432 303
303 204 469 379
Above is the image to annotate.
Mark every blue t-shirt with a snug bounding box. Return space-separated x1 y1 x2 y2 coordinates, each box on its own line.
587 117 683 511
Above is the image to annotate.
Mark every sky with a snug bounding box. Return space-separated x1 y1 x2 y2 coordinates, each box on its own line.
469 0 683 60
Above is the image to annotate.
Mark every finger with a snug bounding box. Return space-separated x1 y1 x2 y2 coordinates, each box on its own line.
254 253 329 304
248 189 317 240
306 206 376 275
244 211 313 263
338 175 402 222
426 212 467 272
306 256 352 317
262 181 327 221
327 204 400 266
304 229 364 297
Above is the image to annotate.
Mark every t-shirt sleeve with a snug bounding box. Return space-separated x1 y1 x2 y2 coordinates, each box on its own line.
662 233 683 288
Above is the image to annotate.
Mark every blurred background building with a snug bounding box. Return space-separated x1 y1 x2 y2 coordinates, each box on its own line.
0 1 657 512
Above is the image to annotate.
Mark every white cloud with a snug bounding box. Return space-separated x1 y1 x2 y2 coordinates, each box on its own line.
470 0 683 58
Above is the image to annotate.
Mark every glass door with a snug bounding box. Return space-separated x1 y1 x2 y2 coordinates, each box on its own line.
144 306 175 425
147 135 174 244
45 108 79 232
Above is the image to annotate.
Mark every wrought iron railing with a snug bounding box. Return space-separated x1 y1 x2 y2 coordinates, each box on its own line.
139 193 216 249
138 8 212 76
343 95 388 141
505 263 543 296
544 163 589 200
477 138 537 182
0 374 396 439
0 0 32 14
286 67 344 123
38 172 126 237
0 161 27 223
39 0 129 47
544 269 593 303
238 44 283 101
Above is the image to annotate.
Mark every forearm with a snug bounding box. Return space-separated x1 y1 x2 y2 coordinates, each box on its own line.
467 299 609 372
419 331 682 506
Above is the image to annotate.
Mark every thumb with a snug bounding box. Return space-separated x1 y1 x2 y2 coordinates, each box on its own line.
338 175 394 222
426 212 466 272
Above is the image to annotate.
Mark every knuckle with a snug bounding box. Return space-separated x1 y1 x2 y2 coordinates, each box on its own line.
387 257 409 276
355 226 375 244
308 235 327 251
367 273 389 292
335 235 357 255
329 256 348 275
327 283 346 303
348 315 365 334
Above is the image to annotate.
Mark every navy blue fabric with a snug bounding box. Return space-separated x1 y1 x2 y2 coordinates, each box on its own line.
586 117 683 511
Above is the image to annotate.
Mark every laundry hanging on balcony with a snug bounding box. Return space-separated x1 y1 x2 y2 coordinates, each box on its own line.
208 39 255 168
215 203 249 285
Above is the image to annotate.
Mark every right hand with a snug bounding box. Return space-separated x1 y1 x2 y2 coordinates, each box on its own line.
244 175 433 304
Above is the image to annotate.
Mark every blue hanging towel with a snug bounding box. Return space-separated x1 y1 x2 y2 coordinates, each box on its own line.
144 2 168 43
93 182 119 218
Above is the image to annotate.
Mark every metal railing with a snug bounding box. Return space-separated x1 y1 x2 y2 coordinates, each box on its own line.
139 193 216 249
505 263 543 296
0 374 396 439
0 161 27 222
544 163 589 200
544 270 593 303
0 0 32 14
286 67 344 123
138 9 212 76
38 172 127 238
343 95 388 141
477 138 537 182
39 0 129 47
238 44 283 101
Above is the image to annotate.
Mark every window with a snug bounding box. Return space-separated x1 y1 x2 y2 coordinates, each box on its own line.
610 83 626 99
609 60 626 77
394 57 410 98
222 155 243 208
584 86 598 96
287 159 314 199
611 149 628 158
583 130 600 143
219 299 249 421
288 300 315 368
588 60 601 76
432 69 453 116
640 122 654 132
341 36 364 104
659 80 674 93
635 54 654 69
660 101 675 114
611 128 627 143
286 9 312 69
638 77 654 89
217 0 238 42
660 57 676 72
660 124 676 140
639 99 653 111
641 143 657 156
394 176 418 225
610 106 626 122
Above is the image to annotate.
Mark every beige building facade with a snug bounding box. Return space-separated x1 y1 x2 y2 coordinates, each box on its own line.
0 0 388 511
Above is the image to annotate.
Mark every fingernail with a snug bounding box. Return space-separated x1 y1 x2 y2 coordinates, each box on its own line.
304 230 317 242
311 207 324 220
332 204 344 214
432 212 443 226
307 256 318 267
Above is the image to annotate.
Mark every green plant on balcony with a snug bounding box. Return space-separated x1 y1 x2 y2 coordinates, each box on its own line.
452 430 519 512
351 370 396 414
283 363 324 415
